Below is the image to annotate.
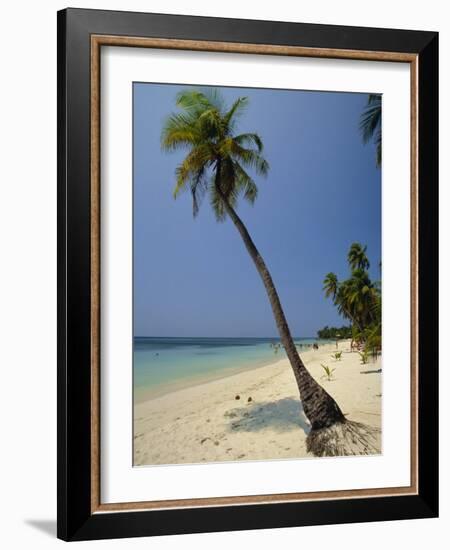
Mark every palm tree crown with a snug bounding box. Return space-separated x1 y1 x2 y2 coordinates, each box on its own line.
161 89 269 220
323 272 339 300
348 242 370 271
345 268 378 328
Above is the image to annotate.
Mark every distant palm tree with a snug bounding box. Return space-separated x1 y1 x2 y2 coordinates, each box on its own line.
323 244 379 338
323 272 339 301
323 272 362 332
346 268 378 328
360 94 381 167
348 242 370 271
161 89 351 455
336 279 357 325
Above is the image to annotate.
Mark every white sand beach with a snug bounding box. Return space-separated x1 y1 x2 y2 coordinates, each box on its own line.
134 341 381 466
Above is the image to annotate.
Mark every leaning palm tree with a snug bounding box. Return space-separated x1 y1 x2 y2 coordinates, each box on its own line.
360 94 381 167
348 242 370 271
161 89 379 456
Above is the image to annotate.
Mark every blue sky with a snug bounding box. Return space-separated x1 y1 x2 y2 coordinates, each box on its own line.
133 83 381 338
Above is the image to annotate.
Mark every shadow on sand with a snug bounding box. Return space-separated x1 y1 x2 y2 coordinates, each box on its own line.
225 397 310 434
360 368 382 374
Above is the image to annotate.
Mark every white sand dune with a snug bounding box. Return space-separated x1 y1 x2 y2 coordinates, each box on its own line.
134 341 381 466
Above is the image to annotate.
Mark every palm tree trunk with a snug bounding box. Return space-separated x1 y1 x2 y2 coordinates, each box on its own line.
218 190 346 431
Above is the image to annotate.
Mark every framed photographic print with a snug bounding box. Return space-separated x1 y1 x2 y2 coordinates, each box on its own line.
57 8 438 541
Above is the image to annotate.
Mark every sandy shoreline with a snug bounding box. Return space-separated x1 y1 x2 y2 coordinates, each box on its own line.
134 356 282 403
134 341 382 465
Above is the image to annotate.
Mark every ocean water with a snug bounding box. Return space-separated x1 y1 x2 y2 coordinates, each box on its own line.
134 336 327 402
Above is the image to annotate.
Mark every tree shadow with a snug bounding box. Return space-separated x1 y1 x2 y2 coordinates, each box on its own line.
225 397 310 434
360 368 382 374
25 519 56 537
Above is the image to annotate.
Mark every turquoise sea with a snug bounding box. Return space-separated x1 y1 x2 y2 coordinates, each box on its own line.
133 336 327 402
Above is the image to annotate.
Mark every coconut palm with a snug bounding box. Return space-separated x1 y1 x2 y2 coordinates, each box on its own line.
323 272 339 301
323 244 380 342
348 242 370 271
335 279 357 324
323 274 361 333
360 94 381 167
324 272 353 324
160 89 378 456
345 268 378 328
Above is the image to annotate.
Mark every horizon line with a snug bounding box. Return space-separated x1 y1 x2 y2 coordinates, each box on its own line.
134 335 319 339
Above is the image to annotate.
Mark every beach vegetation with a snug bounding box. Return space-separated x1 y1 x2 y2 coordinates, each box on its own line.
317 325 352 340
320 364 336 381
358 350 369 365
323 243 381 356
331 351 342 361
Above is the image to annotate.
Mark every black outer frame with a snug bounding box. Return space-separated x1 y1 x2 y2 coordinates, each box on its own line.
57 8 439 542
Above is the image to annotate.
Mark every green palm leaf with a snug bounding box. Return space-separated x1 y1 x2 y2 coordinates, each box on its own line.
360 94 382 167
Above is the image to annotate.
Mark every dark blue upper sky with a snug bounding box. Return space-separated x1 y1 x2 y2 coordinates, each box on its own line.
133 83 381 338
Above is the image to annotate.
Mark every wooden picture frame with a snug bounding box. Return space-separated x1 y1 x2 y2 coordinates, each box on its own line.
57 7 438 541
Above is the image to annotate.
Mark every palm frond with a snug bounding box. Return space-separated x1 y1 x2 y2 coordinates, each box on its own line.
234 132 264 152
161 113 200 151
209 186 227 222
359 94 381 143
360 94 382 167
200 88 225 112
229 140 269 175
176 89 223 115
190 166 208 217
197 108 224 138
223 97 248 131
233 161 258 204
209 182 238 222
173 145 213 198
218 157 237 199
375 127 381 167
